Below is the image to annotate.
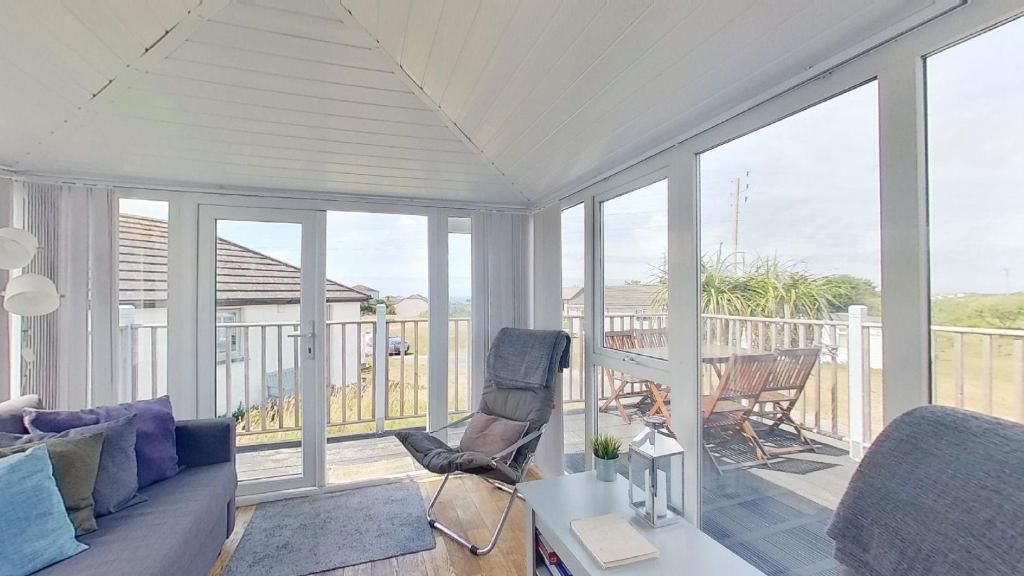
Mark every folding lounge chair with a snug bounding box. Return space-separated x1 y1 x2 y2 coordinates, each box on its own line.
702 352 777 473
395 327 570 556
752 348 821 454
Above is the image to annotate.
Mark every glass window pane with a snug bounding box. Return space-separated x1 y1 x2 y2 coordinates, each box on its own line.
927 18 1024 422
600 179 668 359
586 366 668 478
215 220 304 482
561 204 585 473
698 83 880 575
117 199 169 403
448 217 472 421
324 211 428 483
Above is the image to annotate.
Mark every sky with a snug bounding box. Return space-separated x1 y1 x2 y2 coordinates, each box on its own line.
564 16 1024 297
125 17 1024 301
120 200 472 300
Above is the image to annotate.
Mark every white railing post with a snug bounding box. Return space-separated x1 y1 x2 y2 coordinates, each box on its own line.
847 305 867 461
374 304 387 434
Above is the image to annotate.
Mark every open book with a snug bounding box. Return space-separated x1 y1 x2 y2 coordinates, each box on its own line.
570 514 659 569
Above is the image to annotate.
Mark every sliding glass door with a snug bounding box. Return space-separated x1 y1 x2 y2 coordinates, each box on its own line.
198 205 324 496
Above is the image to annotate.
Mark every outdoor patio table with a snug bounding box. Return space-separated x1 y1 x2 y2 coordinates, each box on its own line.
630 343 760 378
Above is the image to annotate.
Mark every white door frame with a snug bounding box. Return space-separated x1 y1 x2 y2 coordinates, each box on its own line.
197 205 326 496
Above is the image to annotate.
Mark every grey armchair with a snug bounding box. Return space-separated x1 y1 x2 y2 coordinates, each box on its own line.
396 327 570 556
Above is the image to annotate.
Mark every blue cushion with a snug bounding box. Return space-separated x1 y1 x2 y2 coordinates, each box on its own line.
0 445 87 576
0 414 147 517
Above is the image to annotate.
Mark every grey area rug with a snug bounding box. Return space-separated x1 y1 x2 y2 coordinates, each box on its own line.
224 482 435 576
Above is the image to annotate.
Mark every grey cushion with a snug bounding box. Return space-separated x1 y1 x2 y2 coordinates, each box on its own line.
396 430 495 475
0 433 104 536
827 405 1024 576
0 393 39 433
35 462 237 576
459 413 528 463
0 414 146 517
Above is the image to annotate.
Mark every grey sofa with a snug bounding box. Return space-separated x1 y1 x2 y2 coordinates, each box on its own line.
37 418 237 576
828 405 1024 576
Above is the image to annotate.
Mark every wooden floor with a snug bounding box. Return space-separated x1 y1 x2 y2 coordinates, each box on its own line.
209 471 537 576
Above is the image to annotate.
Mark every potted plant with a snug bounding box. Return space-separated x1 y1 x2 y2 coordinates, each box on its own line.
592 434 622 482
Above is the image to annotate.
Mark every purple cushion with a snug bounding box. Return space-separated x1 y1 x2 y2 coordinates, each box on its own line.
25 396 179 488
0 415 148 516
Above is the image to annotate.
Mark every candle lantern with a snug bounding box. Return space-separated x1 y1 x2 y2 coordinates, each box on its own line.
627 416 684 527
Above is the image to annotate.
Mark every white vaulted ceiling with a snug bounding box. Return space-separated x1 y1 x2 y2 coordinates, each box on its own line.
0 0 518 204
0 0 962 207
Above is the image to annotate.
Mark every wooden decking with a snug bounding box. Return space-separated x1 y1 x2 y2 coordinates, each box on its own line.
232 412 858 576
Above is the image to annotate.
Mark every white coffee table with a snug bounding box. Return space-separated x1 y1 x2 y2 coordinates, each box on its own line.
519 472 764 576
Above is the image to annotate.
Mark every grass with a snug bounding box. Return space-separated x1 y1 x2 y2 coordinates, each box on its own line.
234 321 472 446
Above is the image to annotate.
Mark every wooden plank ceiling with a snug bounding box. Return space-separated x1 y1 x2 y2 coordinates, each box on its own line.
0 0 961 207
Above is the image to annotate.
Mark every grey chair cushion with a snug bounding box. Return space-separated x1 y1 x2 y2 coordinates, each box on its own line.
827 405 1024 576
458 413 529 463
395 430 495 476
0 394 39 433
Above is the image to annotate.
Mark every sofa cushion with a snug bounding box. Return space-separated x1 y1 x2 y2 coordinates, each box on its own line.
0 393 39 433
1 415 147 516
34 462 237 576
0 445 88 576
25 396 179 488
0 433 104 536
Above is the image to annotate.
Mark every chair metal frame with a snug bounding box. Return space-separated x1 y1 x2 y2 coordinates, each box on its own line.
422 414 546 556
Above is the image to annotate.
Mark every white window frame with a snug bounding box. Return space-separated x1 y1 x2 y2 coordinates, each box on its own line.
545 0 1024 523
590 153 673 382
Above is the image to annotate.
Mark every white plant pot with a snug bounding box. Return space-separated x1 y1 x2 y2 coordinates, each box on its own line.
595 455 619 482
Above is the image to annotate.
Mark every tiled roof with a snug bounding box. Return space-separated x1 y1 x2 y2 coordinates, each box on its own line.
568 284 661 308
119 214 369 306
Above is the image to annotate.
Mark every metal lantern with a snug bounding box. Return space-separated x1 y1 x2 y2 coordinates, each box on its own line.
627 416 684 527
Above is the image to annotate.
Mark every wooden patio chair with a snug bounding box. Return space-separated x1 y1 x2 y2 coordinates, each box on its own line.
599 330 648 423
752 348 821 454
701 352 777 473
630 329 671 423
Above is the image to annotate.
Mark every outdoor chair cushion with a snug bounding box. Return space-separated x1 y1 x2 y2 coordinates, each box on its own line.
395 430 495 476
458 413 529 464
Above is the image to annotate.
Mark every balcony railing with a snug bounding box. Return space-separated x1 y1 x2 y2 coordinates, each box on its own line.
560 309 1024 445
120 309 1024 445
118 314 472 439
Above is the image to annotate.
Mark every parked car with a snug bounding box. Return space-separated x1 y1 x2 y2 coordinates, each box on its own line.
387 336 410 355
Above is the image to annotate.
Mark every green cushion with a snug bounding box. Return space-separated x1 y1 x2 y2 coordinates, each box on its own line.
0 432 104 536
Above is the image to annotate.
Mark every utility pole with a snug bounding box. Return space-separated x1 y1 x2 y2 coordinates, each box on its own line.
731 172 750 271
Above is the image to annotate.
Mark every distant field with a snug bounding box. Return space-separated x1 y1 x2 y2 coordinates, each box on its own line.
931 292 1024 329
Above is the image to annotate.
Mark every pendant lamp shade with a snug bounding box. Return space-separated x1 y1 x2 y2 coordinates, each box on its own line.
0 227 39 270
4 273 60 316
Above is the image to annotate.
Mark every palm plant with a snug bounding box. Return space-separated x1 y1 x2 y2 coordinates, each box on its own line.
648 249 867 320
